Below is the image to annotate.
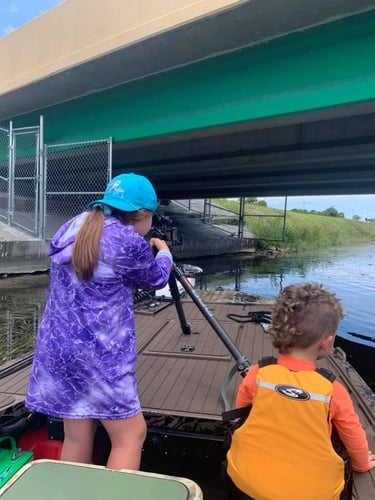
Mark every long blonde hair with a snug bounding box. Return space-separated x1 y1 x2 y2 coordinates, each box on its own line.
72 208 152 281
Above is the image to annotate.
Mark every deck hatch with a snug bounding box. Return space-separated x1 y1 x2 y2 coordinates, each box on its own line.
142 319 240 361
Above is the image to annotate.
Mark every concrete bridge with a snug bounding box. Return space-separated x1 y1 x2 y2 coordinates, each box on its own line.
1 0 375 201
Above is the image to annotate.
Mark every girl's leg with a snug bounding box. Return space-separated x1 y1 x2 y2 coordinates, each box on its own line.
100 412 147 470
61 418 97 463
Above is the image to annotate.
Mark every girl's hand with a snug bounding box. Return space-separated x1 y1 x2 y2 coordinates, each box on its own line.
149 238 170 253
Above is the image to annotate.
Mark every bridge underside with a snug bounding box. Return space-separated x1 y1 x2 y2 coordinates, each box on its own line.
2 2 375 199
112 103 375 199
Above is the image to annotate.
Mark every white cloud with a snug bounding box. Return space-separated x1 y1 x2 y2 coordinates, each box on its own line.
2 24 16 35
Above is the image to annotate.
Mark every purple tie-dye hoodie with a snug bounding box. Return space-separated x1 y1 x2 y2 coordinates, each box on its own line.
25 212 172 420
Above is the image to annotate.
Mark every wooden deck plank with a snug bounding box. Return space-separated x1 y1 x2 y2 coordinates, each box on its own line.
0 364 31 410
0 365 31 395
142 357 183 407
135 302 245 418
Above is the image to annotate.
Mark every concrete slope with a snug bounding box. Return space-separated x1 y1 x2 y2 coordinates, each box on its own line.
159 201 255 260
0 222 49 276
0 204 254 275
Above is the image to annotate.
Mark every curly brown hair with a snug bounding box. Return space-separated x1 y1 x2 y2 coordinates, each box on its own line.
268 282 344 354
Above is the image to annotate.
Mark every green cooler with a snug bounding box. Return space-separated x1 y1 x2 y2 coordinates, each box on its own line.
0 437 33 488
0 459 203 499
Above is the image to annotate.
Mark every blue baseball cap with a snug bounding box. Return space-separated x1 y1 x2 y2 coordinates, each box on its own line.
88 173 157 212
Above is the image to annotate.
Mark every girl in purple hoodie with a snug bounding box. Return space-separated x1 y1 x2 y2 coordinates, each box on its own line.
26 173 172 470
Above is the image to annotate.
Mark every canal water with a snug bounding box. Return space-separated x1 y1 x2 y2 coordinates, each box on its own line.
190 242 375 389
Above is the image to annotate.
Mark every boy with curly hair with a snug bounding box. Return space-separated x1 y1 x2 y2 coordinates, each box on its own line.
226 282 374 500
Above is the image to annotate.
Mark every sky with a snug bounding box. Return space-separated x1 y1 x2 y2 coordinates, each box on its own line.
260 195 375 220
0 0 64 38
1 1 375 219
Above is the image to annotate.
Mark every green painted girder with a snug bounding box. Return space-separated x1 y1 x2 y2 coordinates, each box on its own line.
6 10 375 145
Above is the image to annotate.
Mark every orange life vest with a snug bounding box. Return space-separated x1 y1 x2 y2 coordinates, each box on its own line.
227 362 345 500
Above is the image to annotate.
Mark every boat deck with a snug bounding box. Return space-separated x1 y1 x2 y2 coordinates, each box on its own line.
0 290 374 498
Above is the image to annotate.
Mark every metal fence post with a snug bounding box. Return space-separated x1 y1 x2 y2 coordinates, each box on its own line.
203 198 211 224
8 121 14 226
37 116 45 239
238 197 245 239
107 137 112 183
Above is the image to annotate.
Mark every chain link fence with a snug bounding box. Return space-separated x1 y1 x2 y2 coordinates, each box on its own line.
12 127 40 235
0 117 112 240
44 139 112 239
0 127 9 223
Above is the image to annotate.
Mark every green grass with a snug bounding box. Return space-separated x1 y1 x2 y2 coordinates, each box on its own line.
212 199 375 251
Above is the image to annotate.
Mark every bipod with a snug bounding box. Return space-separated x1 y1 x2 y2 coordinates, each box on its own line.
169 264 251 384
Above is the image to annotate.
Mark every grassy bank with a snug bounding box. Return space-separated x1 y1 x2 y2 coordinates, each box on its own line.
213 199 375 251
